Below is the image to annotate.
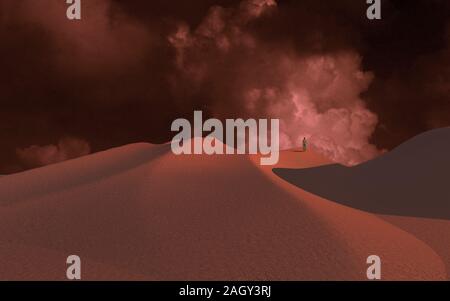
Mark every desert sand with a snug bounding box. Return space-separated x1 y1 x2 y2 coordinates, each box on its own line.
0 137 448 280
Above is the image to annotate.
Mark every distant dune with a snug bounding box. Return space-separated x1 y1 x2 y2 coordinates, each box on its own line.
274 127 450 220
0 138 447 280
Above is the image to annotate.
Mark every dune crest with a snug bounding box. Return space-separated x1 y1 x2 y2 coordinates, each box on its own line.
274 127 450 220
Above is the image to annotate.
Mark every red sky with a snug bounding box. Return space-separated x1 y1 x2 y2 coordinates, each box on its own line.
1 0 449 172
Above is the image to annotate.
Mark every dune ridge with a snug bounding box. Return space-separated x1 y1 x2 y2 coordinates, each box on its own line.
274 127 450 220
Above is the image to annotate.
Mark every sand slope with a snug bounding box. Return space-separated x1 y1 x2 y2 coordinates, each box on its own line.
0 141 446 280
380 215 450 276
274 127 450 219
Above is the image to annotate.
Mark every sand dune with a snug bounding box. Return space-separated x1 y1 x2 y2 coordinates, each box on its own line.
380 215 450 276
274 127 450 220
0 139 447 280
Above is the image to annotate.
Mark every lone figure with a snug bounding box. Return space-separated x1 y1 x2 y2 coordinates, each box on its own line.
302 137 308 152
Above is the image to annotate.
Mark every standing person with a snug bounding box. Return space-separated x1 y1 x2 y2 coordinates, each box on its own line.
302 137 308 152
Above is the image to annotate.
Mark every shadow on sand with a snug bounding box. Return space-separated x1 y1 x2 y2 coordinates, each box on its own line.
274 128 450 220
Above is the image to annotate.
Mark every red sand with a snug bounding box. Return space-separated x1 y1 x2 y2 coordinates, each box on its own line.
380 215 450 277
0 143 447 280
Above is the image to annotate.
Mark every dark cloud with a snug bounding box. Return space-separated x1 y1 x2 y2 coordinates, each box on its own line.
0 0 449 171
